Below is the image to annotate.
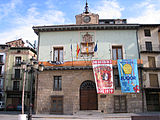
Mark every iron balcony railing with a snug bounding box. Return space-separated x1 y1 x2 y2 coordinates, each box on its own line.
0 61 4 64
140 44 160 52
11 74 22 80
6 86 22 91
143 60 160 68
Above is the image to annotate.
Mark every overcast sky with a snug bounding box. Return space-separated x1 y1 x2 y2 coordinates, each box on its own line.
0 0 160 45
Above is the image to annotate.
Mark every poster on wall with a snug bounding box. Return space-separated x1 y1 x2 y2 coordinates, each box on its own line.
92 60 114 94
117 59 140 93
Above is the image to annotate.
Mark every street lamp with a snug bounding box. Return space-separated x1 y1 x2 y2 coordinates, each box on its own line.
20 57 44 120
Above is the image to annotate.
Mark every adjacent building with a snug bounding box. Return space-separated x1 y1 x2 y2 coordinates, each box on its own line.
138 25 160 111
0 45 9 104
4 39 37 110
33 2 144 114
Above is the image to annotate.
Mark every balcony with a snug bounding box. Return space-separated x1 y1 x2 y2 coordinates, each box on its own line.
13 61 21 67
0 73 4 77
140 44 160 53
6 86 22 92
0 61 4 65
143 60 160 70
11 74 22 80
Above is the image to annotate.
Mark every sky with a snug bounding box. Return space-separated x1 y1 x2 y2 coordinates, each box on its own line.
0 0 160 46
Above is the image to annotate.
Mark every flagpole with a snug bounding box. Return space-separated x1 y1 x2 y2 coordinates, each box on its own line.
70 40 73 66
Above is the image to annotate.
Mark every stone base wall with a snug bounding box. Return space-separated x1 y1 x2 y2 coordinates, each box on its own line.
36 69 143 114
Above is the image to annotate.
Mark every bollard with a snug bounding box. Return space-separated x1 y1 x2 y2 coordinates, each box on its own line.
18 114 27 120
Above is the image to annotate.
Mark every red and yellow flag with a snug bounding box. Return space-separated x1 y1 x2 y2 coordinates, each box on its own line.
86 42 89 56
76 44 80 59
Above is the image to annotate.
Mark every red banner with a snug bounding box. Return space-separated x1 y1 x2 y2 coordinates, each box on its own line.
92 60 114 94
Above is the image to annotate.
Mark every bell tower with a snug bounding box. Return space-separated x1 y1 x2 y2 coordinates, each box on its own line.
75 0 99 25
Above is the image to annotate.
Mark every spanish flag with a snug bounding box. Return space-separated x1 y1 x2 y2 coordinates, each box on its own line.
86 42 89 56
76 44 80 59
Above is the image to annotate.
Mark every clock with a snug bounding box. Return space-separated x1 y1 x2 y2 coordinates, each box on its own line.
83 16 91 23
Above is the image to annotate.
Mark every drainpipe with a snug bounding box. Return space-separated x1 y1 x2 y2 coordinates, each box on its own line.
136 28 144 112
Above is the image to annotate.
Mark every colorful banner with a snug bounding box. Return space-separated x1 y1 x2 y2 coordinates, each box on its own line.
92 60 114 94
117 59 140 93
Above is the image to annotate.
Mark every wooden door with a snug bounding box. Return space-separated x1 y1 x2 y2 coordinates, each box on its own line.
146 93 160 111
12 98 20 107
80 80 98 110
51 97 63 114
114 95 127 113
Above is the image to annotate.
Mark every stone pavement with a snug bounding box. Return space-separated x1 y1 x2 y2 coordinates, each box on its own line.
0 111 159 120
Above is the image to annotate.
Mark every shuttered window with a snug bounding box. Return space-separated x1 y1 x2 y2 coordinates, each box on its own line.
148 57 156 67
114 95 127 113
149 74 159 87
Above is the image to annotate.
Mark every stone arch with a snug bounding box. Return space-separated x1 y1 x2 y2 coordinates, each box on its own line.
80 80 98 110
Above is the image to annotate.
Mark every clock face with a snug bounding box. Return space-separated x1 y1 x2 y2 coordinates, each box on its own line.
83 16 91 23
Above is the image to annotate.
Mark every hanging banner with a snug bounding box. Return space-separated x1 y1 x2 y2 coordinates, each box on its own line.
117 59 140 93
92 60 114 94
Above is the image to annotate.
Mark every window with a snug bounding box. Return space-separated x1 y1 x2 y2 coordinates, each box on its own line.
114 95 127 113
0 66 2 75
114 75 120 89
53 48 63 62
148 56 156 67
53 76 62 91
149 74 159 87
0 55 3 63
112 46 123 60
145 42 152 51
113 69 120 89
15 57 21 66
15 69 21 79
13 81 20 91
144 29 151 37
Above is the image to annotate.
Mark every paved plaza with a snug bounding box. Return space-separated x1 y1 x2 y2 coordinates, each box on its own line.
0 111 159 120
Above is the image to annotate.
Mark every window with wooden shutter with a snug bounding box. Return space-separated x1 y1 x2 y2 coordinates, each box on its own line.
149 74 159 87
148 56 156 67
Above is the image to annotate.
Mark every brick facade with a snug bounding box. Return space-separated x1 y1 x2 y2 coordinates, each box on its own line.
36 69 143 114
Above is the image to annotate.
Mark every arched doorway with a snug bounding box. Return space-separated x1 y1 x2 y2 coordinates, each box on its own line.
80 80 98 110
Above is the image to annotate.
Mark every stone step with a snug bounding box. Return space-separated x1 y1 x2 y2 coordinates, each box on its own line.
75 110 103 115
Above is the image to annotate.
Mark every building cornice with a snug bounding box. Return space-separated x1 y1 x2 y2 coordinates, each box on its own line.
33 24 139 35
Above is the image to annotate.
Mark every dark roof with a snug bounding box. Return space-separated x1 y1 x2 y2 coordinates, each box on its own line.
10 47 37 54
0 44 10 47
33 24 139 35
140 24 160 27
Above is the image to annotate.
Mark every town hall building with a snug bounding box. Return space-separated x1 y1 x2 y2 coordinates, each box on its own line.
33 2 148 114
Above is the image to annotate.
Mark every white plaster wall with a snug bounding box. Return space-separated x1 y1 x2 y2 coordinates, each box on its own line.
38 30 139 61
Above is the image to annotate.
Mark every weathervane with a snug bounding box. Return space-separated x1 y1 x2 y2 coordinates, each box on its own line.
85 0 89 14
